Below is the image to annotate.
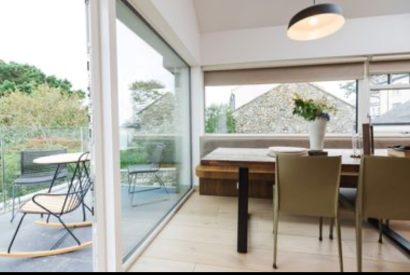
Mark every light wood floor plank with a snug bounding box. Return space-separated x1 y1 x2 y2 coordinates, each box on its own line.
129 192 410 272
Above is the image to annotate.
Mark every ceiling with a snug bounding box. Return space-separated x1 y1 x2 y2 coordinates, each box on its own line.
193 0 410 33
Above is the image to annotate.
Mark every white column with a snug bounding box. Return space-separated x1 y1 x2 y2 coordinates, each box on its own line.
88 0 123 272
358 60 371 132
190 67 204 186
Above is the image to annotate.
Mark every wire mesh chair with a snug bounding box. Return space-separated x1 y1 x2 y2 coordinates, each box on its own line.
2 152 92 258
127 143 169 207
11 149 68 222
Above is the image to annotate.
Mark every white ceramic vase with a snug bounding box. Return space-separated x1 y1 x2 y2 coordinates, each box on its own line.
309 118 327 150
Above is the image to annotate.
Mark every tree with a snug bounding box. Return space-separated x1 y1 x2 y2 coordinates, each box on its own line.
0 84 88 138
129 80 166 109
0 60 85 97
205 104 236 134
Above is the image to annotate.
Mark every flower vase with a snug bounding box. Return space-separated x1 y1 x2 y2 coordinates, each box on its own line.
309 118 327 150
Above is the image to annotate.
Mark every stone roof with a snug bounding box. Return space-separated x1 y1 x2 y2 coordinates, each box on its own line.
373 100 410 124
126 92 177 133
232 83 356 134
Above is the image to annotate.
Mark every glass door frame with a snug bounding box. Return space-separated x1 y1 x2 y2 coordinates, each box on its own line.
87 0 194 272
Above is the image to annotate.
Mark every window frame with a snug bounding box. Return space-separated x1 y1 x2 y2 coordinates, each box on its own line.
204 80 360 135
369 73 410 127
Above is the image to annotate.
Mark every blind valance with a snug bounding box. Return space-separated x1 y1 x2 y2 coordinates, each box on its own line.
369 60 410 74
204 62 365 86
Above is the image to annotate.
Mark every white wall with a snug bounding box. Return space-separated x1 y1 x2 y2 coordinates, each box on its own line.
190 67 205 185
129 0 201 65
201 13 410 68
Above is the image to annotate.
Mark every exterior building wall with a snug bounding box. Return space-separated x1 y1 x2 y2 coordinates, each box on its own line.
233 83 356 134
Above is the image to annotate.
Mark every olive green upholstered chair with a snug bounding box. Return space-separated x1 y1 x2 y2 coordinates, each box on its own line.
273 155 343 272
356 156 410 272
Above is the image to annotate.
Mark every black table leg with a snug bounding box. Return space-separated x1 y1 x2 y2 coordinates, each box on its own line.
48 164 62 193
368 218 410 256
238 167 249 253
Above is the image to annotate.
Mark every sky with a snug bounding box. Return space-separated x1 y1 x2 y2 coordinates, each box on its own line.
0 0 176 127
0 0 89 91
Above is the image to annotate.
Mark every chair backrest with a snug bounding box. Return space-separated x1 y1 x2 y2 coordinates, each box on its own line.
275 155 342 218
149 144 165 168
60 152 92 215
357 156 410 220
21 149 67 176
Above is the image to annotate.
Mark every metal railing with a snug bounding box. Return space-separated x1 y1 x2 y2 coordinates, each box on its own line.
0 127 89 213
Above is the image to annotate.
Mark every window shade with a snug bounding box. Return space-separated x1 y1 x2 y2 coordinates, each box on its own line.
369 60 410 74
204 63 365 86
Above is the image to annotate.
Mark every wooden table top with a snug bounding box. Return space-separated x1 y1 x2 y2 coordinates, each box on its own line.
201 148 388 167
33 152 90 165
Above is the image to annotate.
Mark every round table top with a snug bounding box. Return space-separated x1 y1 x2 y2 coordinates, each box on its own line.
33 152 90 165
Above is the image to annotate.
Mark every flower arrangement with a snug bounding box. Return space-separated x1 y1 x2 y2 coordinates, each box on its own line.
292 94 336 122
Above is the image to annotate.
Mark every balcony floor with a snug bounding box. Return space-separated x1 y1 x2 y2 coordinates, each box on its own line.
130 191 410 272
0 184 186 272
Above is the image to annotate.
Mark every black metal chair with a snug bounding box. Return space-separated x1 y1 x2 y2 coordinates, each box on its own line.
127 144 169 207
11 149 68 222
1 152 92 258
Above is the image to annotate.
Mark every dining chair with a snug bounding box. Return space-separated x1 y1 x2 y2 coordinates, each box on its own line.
273 155 343 272
356 156 410 272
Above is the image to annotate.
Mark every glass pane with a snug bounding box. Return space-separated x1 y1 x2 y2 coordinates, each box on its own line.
370 74 389 85
370 89 410 124
116 0 192 262
205 80 357 134
391 74 410 85
0 0 92 272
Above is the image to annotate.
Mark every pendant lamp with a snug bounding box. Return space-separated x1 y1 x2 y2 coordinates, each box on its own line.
287 1 345 41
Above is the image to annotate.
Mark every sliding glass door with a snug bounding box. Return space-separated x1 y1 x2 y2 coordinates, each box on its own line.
116 0 192 262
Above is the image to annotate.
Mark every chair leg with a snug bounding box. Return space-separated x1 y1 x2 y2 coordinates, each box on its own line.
155 173 169 194
329 218 334 240
336 217 344 272
130 174 138 205
82 202 87 222
10 185 16 223
57 217 81 246
378 219 383 244
8 213 27 253
319 217 323 241
356 215 363 272
273 208 279 269
127 173 132 193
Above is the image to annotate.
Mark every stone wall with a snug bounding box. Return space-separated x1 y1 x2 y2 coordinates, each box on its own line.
233 83 355 134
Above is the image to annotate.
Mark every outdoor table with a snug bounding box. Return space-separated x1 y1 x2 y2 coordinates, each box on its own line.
33 152 91 192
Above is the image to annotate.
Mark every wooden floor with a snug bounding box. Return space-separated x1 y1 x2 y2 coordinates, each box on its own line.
129 191 410 272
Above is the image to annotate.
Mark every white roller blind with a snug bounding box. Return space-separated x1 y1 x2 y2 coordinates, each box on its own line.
204 63 365 86
369 60 410 74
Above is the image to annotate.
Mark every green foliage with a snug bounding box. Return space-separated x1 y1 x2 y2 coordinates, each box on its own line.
205 104 237 134
129 80 166 107
0 84 88 131
293 94 336 122
0 60 85 97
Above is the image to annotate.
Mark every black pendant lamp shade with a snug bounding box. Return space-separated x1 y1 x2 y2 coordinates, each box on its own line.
287 3 345 41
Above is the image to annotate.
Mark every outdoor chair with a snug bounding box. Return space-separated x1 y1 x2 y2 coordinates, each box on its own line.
356 156 410 272
0 152 92 258
127 143 169 207
11 149 68 223
273 155 343 272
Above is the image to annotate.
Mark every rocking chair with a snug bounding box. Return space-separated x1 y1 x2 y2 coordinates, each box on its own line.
0 152 93 258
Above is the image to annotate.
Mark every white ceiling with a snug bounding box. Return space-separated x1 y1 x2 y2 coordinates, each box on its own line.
193 0 410 33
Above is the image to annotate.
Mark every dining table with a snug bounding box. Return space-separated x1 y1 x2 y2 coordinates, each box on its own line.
197 147 409 256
